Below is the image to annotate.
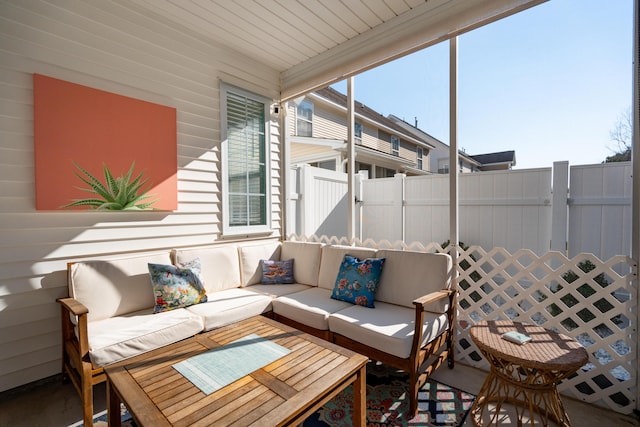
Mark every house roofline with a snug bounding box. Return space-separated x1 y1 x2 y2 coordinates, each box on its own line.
307 91 436 150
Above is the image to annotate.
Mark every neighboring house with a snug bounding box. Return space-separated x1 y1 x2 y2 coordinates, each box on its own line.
388 115 516 173
288 87 434 178
468 151 517 171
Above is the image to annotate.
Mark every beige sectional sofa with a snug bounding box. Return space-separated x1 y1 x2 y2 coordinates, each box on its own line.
58 239 455 425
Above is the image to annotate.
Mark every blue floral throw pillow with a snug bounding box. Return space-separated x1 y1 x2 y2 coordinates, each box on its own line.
261 259 295 284
331 255 385 308
148 258 207 313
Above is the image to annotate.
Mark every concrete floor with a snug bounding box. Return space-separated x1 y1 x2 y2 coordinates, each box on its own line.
0 363 638 426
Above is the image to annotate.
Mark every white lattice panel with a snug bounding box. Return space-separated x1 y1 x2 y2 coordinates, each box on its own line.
288 235 638 414
448 244 637 415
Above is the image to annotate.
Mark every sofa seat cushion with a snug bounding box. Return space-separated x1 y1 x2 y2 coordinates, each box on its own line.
246 283 313 298
87 308 204 367
185 288 272 331
271 287 353 330
328 302 449 359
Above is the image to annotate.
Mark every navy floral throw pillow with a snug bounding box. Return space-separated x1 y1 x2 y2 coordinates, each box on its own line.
261 259 295 284
331 255 385 308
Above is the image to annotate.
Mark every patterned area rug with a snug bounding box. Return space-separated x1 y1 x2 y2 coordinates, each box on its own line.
69 404 135 427
81 362 474 427
303 361 475 427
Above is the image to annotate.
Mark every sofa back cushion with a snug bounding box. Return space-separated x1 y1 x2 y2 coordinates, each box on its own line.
68 252 172 322
280 241 323 286
173 245 241 294
375 250 452 312
239 241 282 286
317 245 378 290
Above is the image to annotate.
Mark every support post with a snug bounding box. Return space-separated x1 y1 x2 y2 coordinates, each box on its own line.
281 102 290 240
347 77 356 243
631 0 639 415
449 37 459 261
393 173 406 242
355 170 366 242
550 161 569 254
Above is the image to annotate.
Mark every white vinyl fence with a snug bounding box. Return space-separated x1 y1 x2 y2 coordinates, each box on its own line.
568 163 633 260
289 161 632 259
288 165 360 240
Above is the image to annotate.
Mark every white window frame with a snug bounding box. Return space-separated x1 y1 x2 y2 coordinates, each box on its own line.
438 158 449 174
220 82 272 236
391 135 400 156
417 146 424 169
296 100 313 137
354 121 363 141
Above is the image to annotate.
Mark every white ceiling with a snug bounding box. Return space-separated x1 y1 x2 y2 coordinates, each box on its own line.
120 0 547 100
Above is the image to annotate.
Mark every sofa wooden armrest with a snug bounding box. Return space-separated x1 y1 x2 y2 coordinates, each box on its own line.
57 296 104 427
57 297 91 361
58 297 89 316
412 289 454 309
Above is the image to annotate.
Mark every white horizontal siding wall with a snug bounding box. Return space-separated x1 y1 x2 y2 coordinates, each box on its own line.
0 0 281 391
313 106 348 140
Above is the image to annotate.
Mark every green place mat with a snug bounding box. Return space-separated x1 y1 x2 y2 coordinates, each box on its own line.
172 333 291 395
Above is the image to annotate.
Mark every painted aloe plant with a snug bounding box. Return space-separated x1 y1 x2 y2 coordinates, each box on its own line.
62 162 157 210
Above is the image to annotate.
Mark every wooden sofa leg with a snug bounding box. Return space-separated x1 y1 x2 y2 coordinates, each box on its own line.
81 363 94 427
409 372 419 417
447 337 455 369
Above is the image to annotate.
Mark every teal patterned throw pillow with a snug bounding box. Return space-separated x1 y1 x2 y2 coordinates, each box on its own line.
148 258 207 313
331 255 385 308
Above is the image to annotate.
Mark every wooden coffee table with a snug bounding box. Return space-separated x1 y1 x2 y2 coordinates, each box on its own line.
469 320 589 427
104 316 368 426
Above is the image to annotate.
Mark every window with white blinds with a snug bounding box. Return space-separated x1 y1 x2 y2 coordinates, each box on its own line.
221 83 271 235
296 100 313 137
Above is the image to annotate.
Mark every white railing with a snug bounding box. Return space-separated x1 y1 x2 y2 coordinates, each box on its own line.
287 234 638 415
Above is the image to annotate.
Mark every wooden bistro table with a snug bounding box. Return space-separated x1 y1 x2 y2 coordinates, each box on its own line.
104 316 368 427
469 320 588 427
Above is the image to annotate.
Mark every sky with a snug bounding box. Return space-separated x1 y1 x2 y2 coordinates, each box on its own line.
331 0 634 170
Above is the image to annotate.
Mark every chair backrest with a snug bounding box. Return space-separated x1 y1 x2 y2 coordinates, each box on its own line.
68 252 172 322
376 249 452 312
280 241 324 286
238 241 282 286
173 244 242 294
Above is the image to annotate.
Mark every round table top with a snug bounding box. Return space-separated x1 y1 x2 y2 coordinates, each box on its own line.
470 320 589 371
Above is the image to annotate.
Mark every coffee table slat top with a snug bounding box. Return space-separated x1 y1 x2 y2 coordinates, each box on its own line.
105 316 367 427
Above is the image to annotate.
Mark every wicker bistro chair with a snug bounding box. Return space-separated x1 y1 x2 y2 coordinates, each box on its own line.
470 320 589 426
